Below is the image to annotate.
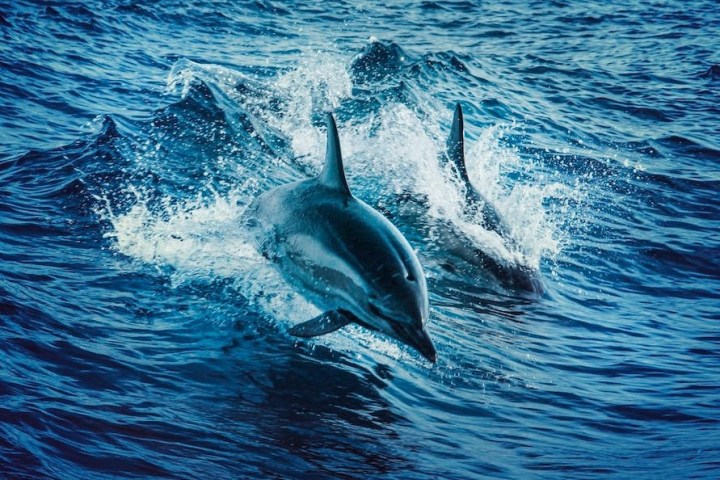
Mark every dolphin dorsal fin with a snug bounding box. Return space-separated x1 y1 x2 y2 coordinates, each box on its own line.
319 113 351 196
446 103 470 183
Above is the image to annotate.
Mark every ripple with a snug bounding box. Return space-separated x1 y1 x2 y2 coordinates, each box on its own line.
2 1 719 478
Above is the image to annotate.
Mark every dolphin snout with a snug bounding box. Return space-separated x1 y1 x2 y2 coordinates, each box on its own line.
393 323 437 363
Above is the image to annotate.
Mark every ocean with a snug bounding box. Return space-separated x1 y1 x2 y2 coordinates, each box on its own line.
1 1 719 478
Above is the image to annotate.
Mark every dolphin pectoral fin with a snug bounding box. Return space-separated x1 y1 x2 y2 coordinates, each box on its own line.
289 310 353 337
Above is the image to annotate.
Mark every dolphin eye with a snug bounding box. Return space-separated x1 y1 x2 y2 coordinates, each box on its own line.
406 272 416 282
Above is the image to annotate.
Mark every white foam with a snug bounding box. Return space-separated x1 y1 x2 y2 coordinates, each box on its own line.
101 49 580 355
267 52 353 166
97 184 313 325
161 53 566 276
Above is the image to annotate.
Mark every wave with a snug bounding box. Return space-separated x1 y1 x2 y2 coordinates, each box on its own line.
17 43 559 361
4 2 720 476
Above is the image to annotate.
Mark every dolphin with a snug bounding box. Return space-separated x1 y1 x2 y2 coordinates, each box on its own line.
246 114 437 362
439 104 543 293
444 104 512 239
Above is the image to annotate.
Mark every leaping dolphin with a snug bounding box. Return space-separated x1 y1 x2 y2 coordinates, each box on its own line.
247 114 437 362
441 104 543 293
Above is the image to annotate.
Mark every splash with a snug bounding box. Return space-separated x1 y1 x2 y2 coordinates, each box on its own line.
98 182 323 325
270 96 566 271
266 52 353 164
100 46 576 347
461 123 566 268
98 181 421 362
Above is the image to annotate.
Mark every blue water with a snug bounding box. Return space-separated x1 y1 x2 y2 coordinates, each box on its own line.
1 1 719 478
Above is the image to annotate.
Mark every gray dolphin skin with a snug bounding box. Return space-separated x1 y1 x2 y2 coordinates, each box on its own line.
444 103 511 239
247 114 437 362
442 104 543 293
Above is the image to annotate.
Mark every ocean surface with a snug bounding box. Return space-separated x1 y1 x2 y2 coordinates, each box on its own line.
1 1 719 478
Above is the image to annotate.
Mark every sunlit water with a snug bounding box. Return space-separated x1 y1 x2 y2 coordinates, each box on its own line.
1 1 719 479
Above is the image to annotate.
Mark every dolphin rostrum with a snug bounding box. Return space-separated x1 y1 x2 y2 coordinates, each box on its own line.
441 103 543 293
247 114 437 362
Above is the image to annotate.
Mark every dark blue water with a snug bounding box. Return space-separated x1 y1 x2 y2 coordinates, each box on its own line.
2 1 719 478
